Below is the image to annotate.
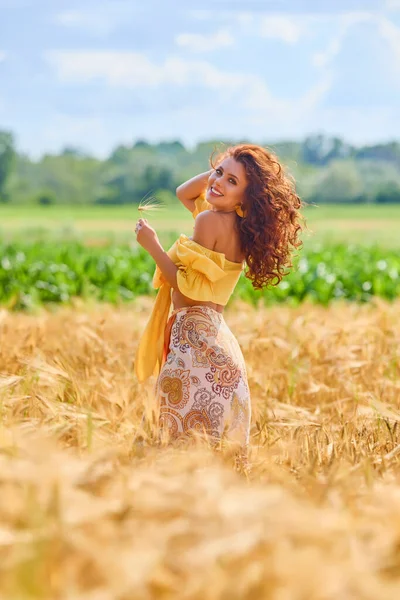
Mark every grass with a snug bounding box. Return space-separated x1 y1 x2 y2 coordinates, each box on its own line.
1 203 400 247
1 299 400 597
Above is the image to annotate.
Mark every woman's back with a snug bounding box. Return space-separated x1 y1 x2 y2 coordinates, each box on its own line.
210 211 244 264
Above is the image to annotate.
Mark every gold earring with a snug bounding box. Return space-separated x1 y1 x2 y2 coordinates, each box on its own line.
235 204 246 218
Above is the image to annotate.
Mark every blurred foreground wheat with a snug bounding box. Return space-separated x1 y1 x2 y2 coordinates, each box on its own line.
1 297 400 598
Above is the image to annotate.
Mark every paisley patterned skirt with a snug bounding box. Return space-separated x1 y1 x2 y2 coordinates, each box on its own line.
155 306 251 455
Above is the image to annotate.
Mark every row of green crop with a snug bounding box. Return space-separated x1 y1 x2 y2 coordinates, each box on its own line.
0 241 399 310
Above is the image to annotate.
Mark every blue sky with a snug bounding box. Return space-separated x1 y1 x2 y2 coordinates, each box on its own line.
1 0 399 158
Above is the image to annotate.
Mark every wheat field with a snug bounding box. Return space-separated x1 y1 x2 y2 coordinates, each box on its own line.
1 297 400 598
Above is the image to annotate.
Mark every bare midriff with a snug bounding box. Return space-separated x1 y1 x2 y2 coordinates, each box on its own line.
171 288 224 314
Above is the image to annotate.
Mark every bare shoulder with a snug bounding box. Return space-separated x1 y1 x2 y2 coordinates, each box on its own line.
192 210 219 251
192 210 244 262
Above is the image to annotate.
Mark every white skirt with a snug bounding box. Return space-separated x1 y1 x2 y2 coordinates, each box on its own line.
155 305 251 453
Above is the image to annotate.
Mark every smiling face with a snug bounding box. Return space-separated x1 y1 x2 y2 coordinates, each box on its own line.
206 156 248 212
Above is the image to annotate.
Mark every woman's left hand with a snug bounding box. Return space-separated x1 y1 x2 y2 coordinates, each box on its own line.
135 218 160 254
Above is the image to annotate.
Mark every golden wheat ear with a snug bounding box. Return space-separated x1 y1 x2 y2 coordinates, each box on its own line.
138 194 166 214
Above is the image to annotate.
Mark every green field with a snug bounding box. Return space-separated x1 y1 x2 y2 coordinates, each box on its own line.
1 203 399 310
1 203 400 247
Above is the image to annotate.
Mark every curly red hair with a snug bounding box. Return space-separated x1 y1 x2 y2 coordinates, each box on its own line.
211 144 305 290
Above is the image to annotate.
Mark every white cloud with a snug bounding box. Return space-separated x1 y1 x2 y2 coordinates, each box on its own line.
46 51 162 87
54 3 137 37
312 12 373 68
44 49 336 136
175 29 234 53
340 11 376 25
378 17 400 65
386 0 400 9
245 71 334 123
259 15 306 44
242 80 273 111
45 51 266 94
55 9 115 36
298 72 335 111
312 26 345 68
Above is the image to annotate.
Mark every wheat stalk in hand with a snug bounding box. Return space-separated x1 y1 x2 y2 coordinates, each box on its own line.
137 191 165 214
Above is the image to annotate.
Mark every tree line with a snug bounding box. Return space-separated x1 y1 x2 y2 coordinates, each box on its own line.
1 131 399 205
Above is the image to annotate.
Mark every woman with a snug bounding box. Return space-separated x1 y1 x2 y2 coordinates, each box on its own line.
134 144 304 459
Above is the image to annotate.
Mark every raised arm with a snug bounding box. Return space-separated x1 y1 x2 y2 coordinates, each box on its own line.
176 170 212 213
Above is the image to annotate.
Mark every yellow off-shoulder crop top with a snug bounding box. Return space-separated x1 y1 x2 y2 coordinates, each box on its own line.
134 193 244 382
